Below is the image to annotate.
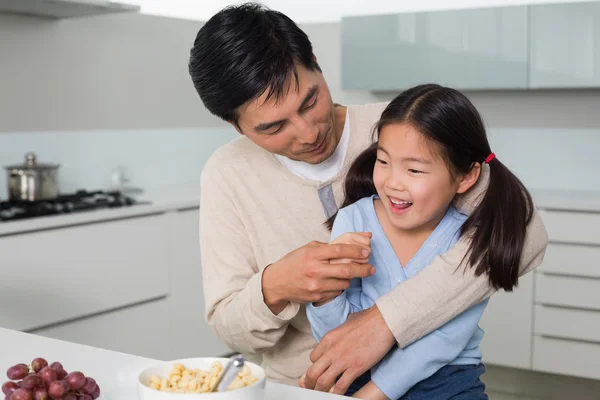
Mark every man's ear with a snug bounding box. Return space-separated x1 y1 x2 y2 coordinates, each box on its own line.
456 163 481 194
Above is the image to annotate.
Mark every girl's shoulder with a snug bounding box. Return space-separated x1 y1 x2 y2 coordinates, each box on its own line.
336 196 377 230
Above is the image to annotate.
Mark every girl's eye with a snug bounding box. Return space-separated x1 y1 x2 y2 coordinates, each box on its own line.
376 158 388 165
408 169 423 174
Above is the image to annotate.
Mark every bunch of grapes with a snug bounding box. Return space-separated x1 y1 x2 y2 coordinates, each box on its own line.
2 358 101 400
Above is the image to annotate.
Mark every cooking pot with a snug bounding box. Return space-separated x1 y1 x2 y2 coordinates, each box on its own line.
5 152 60 202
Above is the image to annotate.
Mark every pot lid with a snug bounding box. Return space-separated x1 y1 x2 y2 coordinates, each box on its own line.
4 152 60 170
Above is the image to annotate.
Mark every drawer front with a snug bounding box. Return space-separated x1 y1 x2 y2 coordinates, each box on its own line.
539 243 600 279
533 336 600 380
539 210 600 245
0 214 170 331
536 273 600 311
30 297 170 360
535 305 600 343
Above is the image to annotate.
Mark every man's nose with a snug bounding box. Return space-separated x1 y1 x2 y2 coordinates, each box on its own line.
295 118 319 145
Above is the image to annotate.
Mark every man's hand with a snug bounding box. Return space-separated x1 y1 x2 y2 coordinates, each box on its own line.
301 306 396 395
330 232 372 265
261 237 374 314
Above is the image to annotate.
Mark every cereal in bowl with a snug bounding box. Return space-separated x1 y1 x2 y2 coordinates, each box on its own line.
149 362 258 393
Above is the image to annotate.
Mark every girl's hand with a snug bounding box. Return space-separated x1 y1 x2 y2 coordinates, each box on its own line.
330 232 372 265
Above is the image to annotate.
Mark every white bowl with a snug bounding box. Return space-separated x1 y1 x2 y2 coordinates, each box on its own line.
137 358 266 400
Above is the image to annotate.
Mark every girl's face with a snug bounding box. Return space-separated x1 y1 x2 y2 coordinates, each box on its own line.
373 122 478 234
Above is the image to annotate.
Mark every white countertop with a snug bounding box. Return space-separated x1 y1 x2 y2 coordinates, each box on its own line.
1 186 599 237
0 184 201 236
0 327 341 400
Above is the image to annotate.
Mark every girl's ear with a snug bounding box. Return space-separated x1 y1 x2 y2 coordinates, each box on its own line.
456 162 481 194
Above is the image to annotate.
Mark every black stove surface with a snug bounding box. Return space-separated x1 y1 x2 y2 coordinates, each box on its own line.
0 190 138 222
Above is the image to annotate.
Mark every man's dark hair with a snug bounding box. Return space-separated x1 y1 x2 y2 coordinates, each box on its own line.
188 2 321 126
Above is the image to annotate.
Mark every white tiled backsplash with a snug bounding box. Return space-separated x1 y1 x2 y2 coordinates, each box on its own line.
487 128 600 192
0 127 239 199
0 126 597 200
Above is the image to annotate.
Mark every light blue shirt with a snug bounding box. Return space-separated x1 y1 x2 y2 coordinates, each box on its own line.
306 196 489 399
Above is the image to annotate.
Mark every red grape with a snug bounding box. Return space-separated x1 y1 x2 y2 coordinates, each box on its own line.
9 389 32 400
63 373 84 392
47 365 61 375
37 369 56 387
7 366 29 381
5 361 98 400
80 379 96 396
30 360 47 375
32 388 48 400
90 386 100 400
20 376 41 391
47 381 67 399
2 382 18 395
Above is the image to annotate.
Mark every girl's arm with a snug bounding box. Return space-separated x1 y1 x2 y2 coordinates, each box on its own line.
352 380 389 400
306 209 369 342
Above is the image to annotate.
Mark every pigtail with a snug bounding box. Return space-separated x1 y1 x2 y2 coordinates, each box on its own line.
461 158 534 291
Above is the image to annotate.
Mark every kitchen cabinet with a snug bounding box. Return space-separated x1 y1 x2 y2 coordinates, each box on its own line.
479 273 534 369
532 208 600 381
0 206 232 361
168 208 232 359
0 213 170 332
30 297 170 361
341 6 528 91
529 2 600 89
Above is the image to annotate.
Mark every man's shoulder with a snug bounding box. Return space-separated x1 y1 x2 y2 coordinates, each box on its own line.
202 135 267 179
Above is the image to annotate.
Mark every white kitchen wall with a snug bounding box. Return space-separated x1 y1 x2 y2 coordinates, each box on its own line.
303 21 600 193
264 0 597 22
130 0 598 23
0 127 238 199
486 128 600 191
0 12 222 132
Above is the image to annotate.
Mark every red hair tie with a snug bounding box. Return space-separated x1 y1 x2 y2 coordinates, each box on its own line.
484 153 495 164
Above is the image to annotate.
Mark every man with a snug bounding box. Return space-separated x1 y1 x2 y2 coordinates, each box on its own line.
189 3 548 395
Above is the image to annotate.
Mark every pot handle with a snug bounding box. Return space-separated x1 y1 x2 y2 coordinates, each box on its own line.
25 152 36 166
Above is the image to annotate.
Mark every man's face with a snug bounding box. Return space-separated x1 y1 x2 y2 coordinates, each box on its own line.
234 64 340 164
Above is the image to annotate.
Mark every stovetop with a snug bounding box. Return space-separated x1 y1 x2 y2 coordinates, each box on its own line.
0 190 139 222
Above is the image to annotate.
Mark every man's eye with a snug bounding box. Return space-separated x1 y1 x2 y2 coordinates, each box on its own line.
267 125 284 135
304 98 317 110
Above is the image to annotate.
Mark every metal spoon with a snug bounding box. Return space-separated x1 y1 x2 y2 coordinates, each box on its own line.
212 354 245 392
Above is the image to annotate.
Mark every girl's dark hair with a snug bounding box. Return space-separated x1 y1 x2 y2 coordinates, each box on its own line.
328 84 533 291
188 2 321 126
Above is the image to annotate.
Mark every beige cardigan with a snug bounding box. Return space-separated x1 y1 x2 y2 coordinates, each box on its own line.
199 102 548 386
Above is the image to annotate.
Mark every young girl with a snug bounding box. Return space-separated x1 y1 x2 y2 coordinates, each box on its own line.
305 84 534 400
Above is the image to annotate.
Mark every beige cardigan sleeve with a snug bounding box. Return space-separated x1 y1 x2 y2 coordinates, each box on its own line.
376 165 549 349
199 160 299 355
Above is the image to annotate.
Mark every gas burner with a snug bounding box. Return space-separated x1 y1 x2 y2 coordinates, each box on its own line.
0 190 138 222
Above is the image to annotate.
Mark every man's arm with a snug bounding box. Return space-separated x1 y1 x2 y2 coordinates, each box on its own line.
201 158 374 355
200 163 298 355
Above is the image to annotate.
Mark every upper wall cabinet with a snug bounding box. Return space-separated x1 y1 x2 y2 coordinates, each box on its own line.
529 2 600 89
341 6 528 91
